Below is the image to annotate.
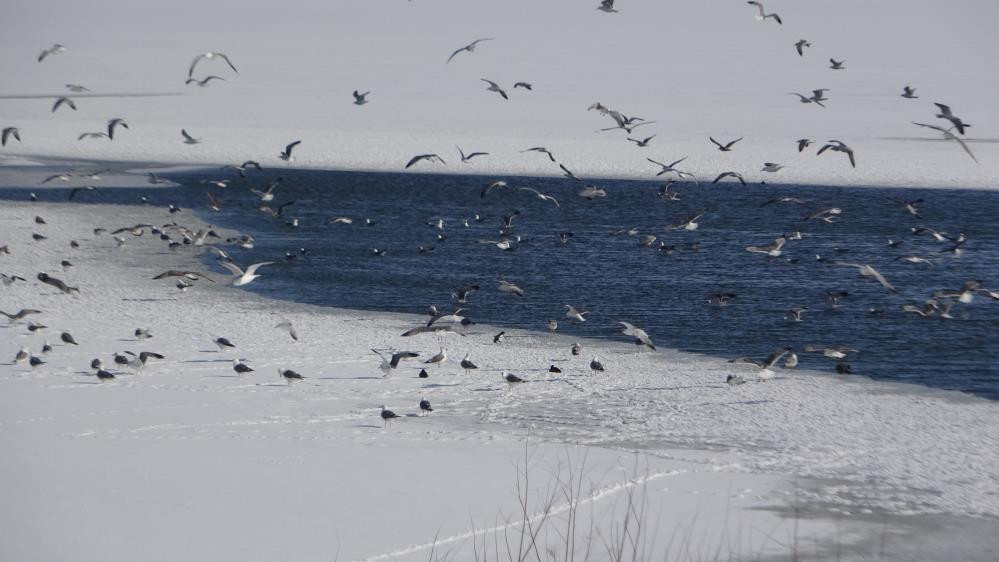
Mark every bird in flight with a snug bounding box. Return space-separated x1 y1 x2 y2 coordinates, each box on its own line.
789 89 829 108
188 52 238 79
710 137 743 152
457 145 488 162
796 138 813 152
713 171 746 186
481 79 509 100
933 103 971 135
2 127 21 146
747 1 781 24
279 140 301 162
597 0 619 13
833 262 896 292
627 135 655 147
405 153 446 169
794 39 811 56
829 58 846 70
181 129 201 144
518 187 560 208
817 140 856 168
912 122 977 163
901 86 918 99
353 90 370 105
446 38 494 64
219 259 274 286
107 118 129 140
522 146 556 161
646 157 696 181
38 44 67 62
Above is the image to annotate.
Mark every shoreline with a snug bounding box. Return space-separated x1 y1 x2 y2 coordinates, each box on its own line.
2 166 999 560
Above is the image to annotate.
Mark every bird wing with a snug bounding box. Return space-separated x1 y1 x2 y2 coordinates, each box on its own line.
481 78 500 88
868 267 897 292
182 129 196 142
284 140 301 156
216 53 238 73
219 260 245 276
405 155 426 169
952 135 979 163
243 262 273 276
188 54 207 78
446 46 467 64
709 137 723 149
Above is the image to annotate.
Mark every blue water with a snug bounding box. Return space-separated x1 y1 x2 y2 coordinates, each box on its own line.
10 169 999 398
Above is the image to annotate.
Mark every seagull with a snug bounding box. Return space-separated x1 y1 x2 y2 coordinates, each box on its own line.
710 137 743 152
729 346 793 379
233 359 254 376
565 305 588 322
713 171 746 186
13 348 30 364
817 140 856 168
188 52 238 79
804 345 858 360
65 84 89 92
219 259 273 286
627 135 656 147
746 236 786 256
77 132 109 141
547 319 558 333
424 348 447 364
785 306 808 322
761 196 807 207
664 212 705 231
761 162 784 173
419 399 433 415
60 331 78 345
794 39 811 56
2 127 21 146
933 103 970 134
559 163 582 182
826 291 849 308
646 157 695 181
52 97 77 113
405 153 446 169
181 129 201 144
135 328 152 340
521 147 556 162
38 44 67 62
480 180 508 198
213 337 236 351
185 75 226 87
102 118 129 140
152 270 214 282
503 372 526 385
590 357 605 372
1 275 27 287
706 292 737 306
513 82 533 90
829 58 846 70
446 38 494 64
597 0 618 13
726 374 745 386
37 273 78 294
804 207 842 223
380 406 399 427
833 262 897 292
578 186 607 199
571 342 582 356
493 331 505 344
901 86 918 99
747 1 782 24
518 187 560 208
278 368 304 384
372 349 419 376
619 322 655 350
912 122 977 163
275 319 298 341
279 140 301 162
933 281 981 304
452 284 480 304
1 308 42 321
498 280 524 297
457 146 488 162
481 79 508 100
789 90 828 108
251 180 280 201
460 353 478 374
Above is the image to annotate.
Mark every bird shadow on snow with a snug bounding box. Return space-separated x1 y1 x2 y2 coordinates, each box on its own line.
354 424 383 429
184 359 232 364
421 383 460 388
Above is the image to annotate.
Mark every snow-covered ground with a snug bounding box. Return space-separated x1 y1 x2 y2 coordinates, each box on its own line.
2 167 998 560
1 0 997 188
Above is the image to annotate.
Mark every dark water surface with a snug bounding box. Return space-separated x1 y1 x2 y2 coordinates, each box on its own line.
9 169 999 398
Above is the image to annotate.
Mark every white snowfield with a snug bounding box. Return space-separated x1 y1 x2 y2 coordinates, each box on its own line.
0 0 997 188
1 175 998 561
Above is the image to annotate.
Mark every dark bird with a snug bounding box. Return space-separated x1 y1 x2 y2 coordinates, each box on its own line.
522 146 556 162
504 372 526 384
60 332 78 345
597 0 618 13
817 140 856 168
829 58 845 70
513 82 532 90
278 368 304 383
418 368 429 378
232 359 254 375
214 337 236 351
38 44 67 62
37 273 78 294
627 135 656 147
713 171 746 186
185 75 226 87
493 331 505 344
794 39 811 56
2 127 21 146
107 118 129 140
481 79 508 100
52 97 77 113
353 90 370 105
590 357 605 372
1 308 42 321
933 103 970 134
96 369 115 381
710 137 743 152
30 355 45 367
279 140 301 162
457 146 488 162
152 270 215 282
460 353 478 373
405 153 446 169
901 86 918 99
380 406 399 427
419 399 433 415
446 38 495 64
548 365 562 373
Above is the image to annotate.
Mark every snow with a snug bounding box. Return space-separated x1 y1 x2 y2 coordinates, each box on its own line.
1 0 997 187
1 170 998 560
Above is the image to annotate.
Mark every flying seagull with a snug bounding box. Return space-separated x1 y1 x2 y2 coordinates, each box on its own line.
498 280 524 297
619 322 655 350
405 153 446 169
275 319 298 341
380 406 399 427
103 118 128 139
597 0 618 13
457 145 488 162
789 89 829 108
78 132 108 140
52 97 77 113
559 163 581 181
833 262 896 292
279 140 301 162
710 137 743 151
761 162 784 173
65 84 89 92
729 346 793 379
353 90 370 105
219 259 273 286
794 39 811 56
746 236 786 256
185 75 225 87
522 146 556 162
829 58 846 70
38 44 66 62
713 171 746 186
518 187 560 208
817 140 856 168
646 157 695 181
796 138 813 152
901 86 918 99
565 305 588 322
912 122 977 163
747 1 782 24
2 127 21 146
446 38 494 64
1 308 42 321
372 349 419 376
513 82 532 90
180 129 201 145
188 52 238 79
627 135 656 147
481 79 508 100
933 103 970 134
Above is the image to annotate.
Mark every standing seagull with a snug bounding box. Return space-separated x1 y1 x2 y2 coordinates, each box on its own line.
38 44 67 62
278 368 304 384
747 1 782 24
419 399 433 416
460 353 478 374
279 140 301 162
353 90 370 105
219 259 273 286
446 38 495 64
817 140 856 168
480 79 509 100
833 262 897 293
2 127 21 147
380 406 399 427
188 52 238 79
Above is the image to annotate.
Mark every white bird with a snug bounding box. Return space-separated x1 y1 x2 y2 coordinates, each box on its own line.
446 38 494 64
578 186 607 199
619 322 655 350
746 236 786 256
481 79 508 100
747 1 782 24
498 280 524 297
38 44 66 62
933 103 971 135
817 140 856 168
188 52 238 79
565 305 588 322
729 346 793 380
181 129 201 145
219 259 274 286
353 90 370 105
912 122 977 163
424 348 447 364
372 349 419 376
833 262 897 293
275 319 298 341
279 140 301 162
518 187 560 208
251 180 280 202
761 162 784 173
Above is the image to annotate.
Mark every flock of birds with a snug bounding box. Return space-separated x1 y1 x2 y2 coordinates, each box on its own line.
1 2 996 424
